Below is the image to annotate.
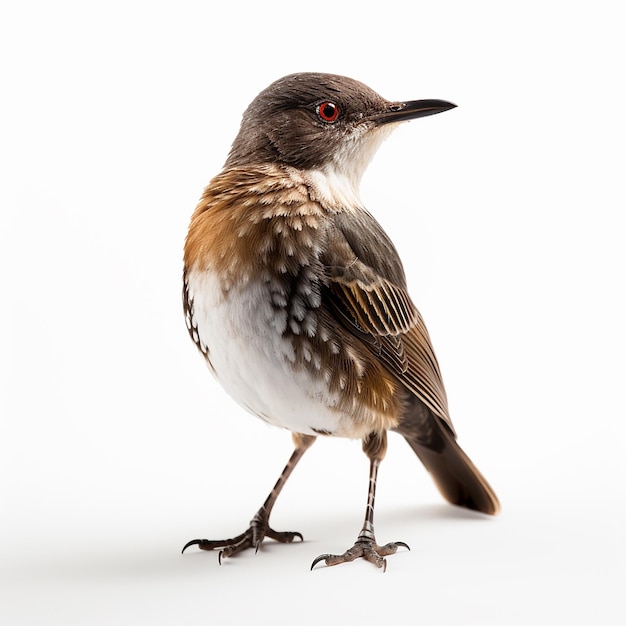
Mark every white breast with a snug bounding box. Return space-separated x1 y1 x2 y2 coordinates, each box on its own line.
185 268 345 437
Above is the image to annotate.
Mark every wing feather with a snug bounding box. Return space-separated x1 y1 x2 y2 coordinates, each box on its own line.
323 211 454 432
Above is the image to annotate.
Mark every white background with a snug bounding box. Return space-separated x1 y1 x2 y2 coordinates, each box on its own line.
1 1 624 624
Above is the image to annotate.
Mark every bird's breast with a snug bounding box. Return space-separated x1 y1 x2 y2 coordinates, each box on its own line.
183 166 401 438
185 266 326 429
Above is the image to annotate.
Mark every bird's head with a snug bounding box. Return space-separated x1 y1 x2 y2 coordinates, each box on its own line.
225 72 456 194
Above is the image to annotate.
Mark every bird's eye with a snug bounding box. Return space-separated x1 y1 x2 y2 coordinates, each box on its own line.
316 101 339 123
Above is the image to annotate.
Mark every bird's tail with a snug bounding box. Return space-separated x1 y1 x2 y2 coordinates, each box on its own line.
399 416 500 516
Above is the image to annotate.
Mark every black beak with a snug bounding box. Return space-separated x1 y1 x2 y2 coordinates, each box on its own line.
371 99 457 125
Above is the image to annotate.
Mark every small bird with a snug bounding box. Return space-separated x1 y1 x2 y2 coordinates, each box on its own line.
182 72 499 571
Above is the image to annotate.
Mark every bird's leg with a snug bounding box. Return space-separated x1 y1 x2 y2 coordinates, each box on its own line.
311 431 409 571
183 433 315 562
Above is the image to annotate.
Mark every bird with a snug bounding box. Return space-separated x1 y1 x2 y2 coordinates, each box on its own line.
181 72 499 571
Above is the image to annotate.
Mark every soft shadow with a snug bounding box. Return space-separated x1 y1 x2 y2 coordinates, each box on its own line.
8 540 210 583
385 502 498 523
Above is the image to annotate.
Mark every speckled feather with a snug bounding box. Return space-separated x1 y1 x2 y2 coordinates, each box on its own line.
183 162 451 439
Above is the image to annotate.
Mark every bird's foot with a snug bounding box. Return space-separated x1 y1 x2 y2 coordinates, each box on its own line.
311 536 409 572
182 510 302 563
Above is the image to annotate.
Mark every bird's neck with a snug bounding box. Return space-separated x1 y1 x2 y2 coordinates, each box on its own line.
302 123 396 211
303 165 363 213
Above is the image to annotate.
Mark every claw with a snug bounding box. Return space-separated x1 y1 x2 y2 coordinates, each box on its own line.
182 522 303 562
181 539 202 554
310 554 330 570
265 529 303 543
311 539 409 571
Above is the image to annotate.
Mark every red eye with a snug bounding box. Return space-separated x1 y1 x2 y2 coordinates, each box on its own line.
317 101 339 122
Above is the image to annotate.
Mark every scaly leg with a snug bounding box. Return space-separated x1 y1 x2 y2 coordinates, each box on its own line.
311 431 409 572
183 433 315 563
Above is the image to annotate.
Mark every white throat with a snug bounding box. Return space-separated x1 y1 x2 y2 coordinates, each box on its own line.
304 123 397 210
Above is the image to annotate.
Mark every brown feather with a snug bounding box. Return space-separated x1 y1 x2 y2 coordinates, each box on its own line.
184 164 405 438
322 211 453 432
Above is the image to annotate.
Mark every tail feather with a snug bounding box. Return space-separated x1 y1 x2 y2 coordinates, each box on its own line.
397 410 500 515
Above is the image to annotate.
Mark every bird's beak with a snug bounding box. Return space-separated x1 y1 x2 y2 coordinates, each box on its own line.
370 99 457 125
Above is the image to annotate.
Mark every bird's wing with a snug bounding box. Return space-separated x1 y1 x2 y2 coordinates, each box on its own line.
323 210 453 432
